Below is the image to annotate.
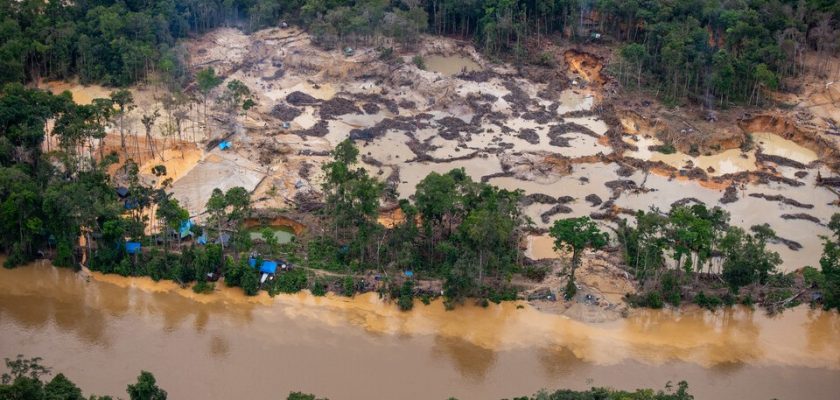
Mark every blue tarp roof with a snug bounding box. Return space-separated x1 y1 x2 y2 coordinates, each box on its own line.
218 141 232 150
196 231 207 245
179 220 193 238
248 257 258 268
124 199 139 210
116 187 129 198
404 270 414 277
126 242 141 254
260 261 278 274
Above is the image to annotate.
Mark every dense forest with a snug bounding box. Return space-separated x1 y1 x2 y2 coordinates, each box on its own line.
2 0 839 103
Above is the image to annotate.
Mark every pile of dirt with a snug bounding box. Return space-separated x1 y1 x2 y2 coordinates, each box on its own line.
547 124 572 147
720 185 739 204
517 128 540 144
780 213 822 225
585 194 603 206
541 204 573 223
286 91 320 106
748 193 814 209
521 193 558 206
320 97 362 119
270 103 302 120
438 116 471 140
297 120 329 137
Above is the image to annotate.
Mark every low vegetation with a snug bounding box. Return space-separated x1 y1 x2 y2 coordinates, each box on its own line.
0 356 166 400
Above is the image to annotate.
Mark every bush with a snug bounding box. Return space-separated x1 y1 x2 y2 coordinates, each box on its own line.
398 280 414 311
53 241 74 268
115 258 131 277
311 278 327 296
412 55 425 70
656 143 676 154
420 294 431 305
644 290 664 309
223 257 246 287
269 269 308 295
341 276 356 297
240 268 260 296
694 291 723 310
523 265 550 282
660 270 682 306
192 280 215 294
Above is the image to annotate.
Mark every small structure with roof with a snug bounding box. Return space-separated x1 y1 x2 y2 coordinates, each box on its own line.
125 242 142 254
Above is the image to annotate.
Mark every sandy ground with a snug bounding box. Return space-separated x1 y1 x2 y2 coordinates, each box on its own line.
42 26 840 275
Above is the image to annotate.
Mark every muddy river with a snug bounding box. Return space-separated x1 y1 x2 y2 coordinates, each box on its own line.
1 262 838 399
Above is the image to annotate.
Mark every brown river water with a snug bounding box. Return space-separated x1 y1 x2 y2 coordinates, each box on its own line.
1 261 839 399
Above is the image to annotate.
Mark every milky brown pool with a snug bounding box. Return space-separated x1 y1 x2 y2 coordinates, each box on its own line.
1 262 838 399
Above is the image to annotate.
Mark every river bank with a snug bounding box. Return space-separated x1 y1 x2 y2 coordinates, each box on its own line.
2 261 839 399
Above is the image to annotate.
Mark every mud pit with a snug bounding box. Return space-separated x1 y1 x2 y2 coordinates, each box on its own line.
53 26 840 272
180 27 840 271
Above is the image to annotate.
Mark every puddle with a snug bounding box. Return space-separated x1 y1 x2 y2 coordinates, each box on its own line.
525 234 562 259
41 81 111 105
752 131 819 164
625 135 756 176
424 54 482 76
556 90 594 114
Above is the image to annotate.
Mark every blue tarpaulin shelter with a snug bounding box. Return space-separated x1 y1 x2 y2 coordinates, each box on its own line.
404 270 414 278
124 199 139 210
179 220 193 238
126 242 141 254
248 257 258 268
260 261 278 274
218 140 232 150
197 231 207 245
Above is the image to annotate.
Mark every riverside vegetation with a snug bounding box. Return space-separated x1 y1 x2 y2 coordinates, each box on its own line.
1 81 840 312
1 0 840 312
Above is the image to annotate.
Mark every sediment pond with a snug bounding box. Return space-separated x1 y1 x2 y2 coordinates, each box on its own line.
1 262 838 400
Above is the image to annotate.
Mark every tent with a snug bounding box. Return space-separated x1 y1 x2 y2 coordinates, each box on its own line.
126 242 141 254
179 220 193 238
248 257 258 268
196 231 208 245
218 140 232 150
260 261 278 275
404 270 414 278
116 187 130 198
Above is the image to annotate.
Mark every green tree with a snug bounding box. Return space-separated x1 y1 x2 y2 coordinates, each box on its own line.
550 217 608 298
109 89 134 150
126 371 166 400
196 67 222 138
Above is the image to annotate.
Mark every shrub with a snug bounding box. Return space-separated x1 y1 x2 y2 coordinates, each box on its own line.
657 143 676 154
694 291 723 310
270 269 308 295
341 276 356 297
523 265 550 282
412 55 425 70
53 241 74 268
311 278 327 296
398 280 414 311
192 280 215 294
240 268 260 296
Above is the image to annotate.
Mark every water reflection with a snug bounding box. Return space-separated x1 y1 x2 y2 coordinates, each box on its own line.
432 336 497 381
1 263 840 400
